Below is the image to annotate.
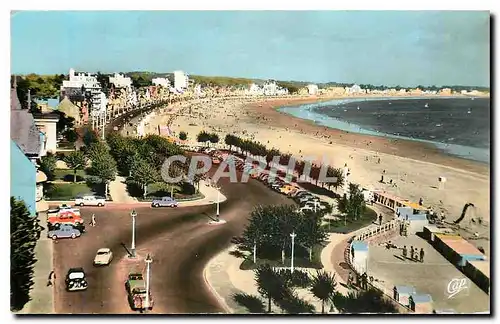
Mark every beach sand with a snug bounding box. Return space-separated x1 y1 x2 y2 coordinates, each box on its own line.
141 95 490 254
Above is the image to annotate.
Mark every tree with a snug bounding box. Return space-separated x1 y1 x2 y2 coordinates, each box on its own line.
232 293 265 313
196 131 211 145
326 166 344 190
331 288 399 313
63 151 86 183
225 134 238 151
88 152 117 196
209 133 219 145
296 213 327 261
130 159 158 199
11 197 42 311
254 264 286 313
63 129 78 144
338 183 366 221
179 131 188 141
55 111 75 135
39 152 57 181
310 270 337 314
82 126 99 147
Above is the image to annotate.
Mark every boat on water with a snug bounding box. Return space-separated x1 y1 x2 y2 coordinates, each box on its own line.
424 103 429 108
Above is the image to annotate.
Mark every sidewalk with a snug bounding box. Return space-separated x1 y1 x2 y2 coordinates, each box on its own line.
17 212 54 314
108 176 138 203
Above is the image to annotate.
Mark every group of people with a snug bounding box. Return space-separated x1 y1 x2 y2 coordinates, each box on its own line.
347 271 369 290
402 245 425 262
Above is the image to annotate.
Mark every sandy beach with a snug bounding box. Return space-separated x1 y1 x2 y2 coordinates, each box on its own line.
140 95 490 254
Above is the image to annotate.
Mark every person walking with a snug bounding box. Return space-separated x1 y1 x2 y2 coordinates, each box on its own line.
402 245 407 259
419 248 425 263
347 271 353 286
90 214 96 227
410 246 414 260
378 214 383 226
47 270 56 287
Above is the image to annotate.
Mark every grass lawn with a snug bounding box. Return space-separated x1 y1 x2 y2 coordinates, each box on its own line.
239 244 324 270
323 207 377 234
44 183 94 200
128 181 202 201
53 168 87 182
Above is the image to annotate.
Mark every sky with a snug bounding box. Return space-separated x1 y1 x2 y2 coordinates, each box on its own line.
11 11 490 87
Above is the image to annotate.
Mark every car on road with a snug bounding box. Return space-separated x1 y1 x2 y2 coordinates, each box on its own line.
151 196 178 208
65 267 88 291
75 195 106 207
126 273 153 311
47 211 84 227
299 205 315 213
48 224 82 240
94 248 113 266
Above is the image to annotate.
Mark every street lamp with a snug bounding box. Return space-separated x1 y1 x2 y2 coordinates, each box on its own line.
290 231 296 273
216 188 220 222
130 210 137 258
145 254 152 310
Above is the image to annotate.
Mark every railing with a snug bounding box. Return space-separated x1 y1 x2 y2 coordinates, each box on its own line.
353 219 400 242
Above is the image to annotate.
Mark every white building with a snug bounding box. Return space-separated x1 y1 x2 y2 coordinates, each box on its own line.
152 77 171 88
61 68 103 113
346 84 363 95
307 84 319 95
128 90 138 106
246 83 263 96
109 73 132 89
174 70 189 91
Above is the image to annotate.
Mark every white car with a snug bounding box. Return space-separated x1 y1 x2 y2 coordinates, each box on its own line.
93 248 113 266
75 195 106 207
299 205 315 213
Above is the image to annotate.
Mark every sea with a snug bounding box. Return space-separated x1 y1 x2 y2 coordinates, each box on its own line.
278 97 491 164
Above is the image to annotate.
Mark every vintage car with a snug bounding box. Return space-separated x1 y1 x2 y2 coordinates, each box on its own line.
47 204 80 216
93 248 113 266
47 210 84 226
48 224 81 240
151 197 178 208
65 267 88 291
75 195 106 207
125 273 153 311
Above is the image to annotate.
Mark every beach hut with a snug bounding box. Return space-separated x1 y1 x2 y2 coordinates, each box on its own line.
434 234 486 267
464 260 489 294
393 285 416 306
350 240 369 274
422 225 455 243
409 294 433 314
396 207 429 234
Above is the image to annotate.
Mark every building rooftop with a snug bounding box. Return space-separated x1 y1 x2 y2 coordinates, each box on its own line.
394 285 416 295
11 88 41 157
410 294 433 303
351 240 369 251
438 235 485 256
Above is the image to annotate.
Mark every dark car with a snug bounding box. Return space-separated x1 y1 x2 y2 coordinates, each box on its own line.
65 267 88 291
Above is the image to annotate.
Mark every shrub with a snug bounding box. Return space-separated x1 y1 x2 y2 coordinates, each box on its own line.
179 131 188 141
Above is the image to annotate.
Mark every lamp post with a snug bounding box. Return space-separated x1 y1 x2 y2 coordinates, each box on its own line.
290 231 296 273
216 189 220 222
130 210 137 258
253 239 257 264
145 254 152 310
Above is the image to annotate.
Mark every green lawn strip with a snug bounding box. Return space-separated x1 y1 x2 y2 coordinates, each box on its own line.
53 168 88 182
323 207 377 234
44 183 94 200
240 244 324 271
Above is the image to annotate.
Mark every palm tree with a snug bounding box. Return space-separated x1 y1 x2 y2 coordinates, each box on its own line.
332 288 399 313
310 270 337 314
255 264 285 313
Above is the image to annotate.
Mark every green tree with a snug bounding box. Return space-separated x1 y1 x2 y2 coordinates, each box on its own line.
296 212 327 261
39 152 57 181
338 183 366 221
224 134 238 151
196 131 211 145
310 270 337 314
179 131 188 141
82 127 99 147
63 151 86 183
232 293 265 313
326 166 344 190
209 133 219 145
130 159 158 198
88 152 117 196
63 129 78 144
331 288 399 313
11 197 42 311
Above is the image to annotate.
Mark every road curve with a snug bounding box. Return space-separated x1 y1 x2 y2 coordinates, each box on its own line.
54 172 293 314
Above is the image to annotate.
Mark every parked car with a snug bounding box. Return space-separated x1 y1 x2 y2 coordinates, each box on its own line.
48 224 82 240
297 196 320 204
65 267 88 291
294 191 311 198
48 222 86 234
303 201 327 211
299 205 315 213
48 224 81 240
48 204 80 216
75 195 106 207
48 211 84 227
151 197 178 208
94 248 113 266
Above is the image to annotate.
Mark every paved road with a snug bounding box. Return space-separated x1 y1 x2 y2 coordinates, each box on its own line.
53 172 293 314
